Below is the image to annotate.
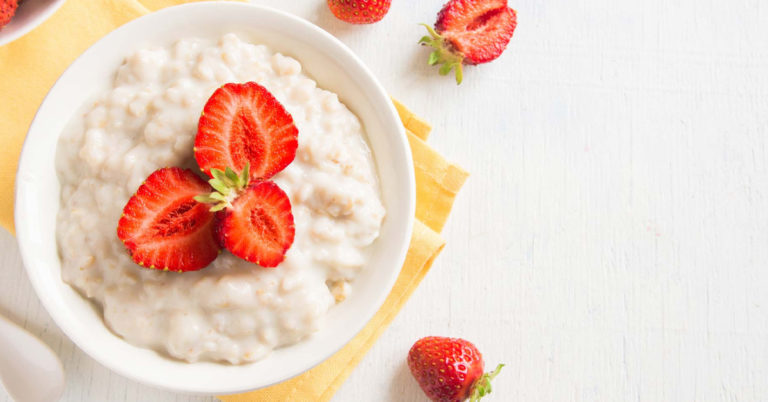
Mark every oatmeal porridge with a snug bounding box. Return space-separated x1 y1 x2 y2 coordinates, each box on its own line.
55 33 385 364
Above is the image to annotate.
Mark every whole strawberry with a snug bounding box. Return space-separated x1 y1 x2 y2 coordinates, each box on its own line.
419 0 517 84
408 336 503 402
327 0 392 24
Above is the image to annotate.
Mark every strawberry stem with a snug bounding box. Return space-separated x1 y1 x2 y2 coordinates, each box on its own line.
194 163 251 212
418 23 465 84
469 364 504 402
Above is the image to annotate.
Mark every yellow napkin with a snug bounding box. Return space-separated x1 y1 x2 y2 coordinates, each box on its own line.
0 1 469 400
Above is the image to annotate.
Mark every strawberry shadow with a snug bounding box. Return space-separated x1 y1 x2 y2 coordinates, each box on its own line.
387 358 424 401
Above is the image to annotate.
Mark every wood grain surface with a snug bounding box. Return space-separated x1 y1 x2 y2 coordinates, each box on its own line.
3 0 768 400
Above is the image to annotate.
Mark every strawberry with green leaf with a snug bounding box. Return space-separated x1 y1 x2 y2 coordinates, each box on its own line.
119 81 298 272
195 163 295 268
420 0 517 84
408 336 504 402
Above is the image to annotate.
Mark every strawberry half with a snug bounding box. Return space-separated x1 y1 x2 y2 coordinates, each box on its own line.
195 165 295 268
214 181 295 267
117 167 220 272
194 82 298 181
420 0 517 84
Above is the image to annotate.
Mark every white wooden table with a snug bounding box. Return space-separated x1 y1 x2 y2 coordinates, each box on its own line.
4 0 768 400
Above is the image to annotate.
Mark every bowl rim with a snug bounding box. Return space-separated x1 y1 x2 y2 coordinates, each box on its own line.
14 2 415 394
0 0 68 47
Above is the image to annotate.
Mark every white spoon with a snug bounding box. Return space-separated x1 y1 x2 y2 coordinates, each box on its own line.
0 314 64 402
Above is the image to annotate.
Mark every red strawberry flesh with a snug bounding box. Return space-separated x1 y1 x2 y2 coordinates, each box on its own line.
195 82 298 181
215 181 295 268
0 0 18 28
117 167 219 272
436 0 517 64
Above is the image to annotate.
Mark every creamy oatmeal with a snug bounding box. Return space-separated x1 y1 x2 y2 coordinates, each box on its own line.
55 34 385 363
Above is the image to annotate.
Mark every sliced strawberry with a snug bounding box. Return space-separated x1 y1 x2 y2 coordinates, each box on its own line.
436 0 517 65
117 167 220 272
419 0 517 83
195 82 298 181
214 181 295 268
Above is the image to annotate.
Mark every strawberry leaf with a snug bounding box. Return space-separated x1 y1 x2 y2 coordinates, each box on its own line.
455 63 464 84
211 168 229 186
420 23 440 39
418 23 465 85
224 167 239 184
240 163 250 188
196 163 252 212
193 194 218 204
210 203 228 212
428 50 439 65
209 178 230 195
209 192 227 201
469 364 504 402
439 62 453 75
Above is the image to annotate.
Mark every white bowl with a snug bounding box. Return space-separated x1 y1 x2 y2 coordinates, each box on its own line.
0 0 67 46
14 2 414 395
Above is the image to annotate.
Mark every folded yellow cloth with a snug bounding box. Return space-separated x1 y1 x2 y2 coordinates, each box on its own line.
0 1 469 400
